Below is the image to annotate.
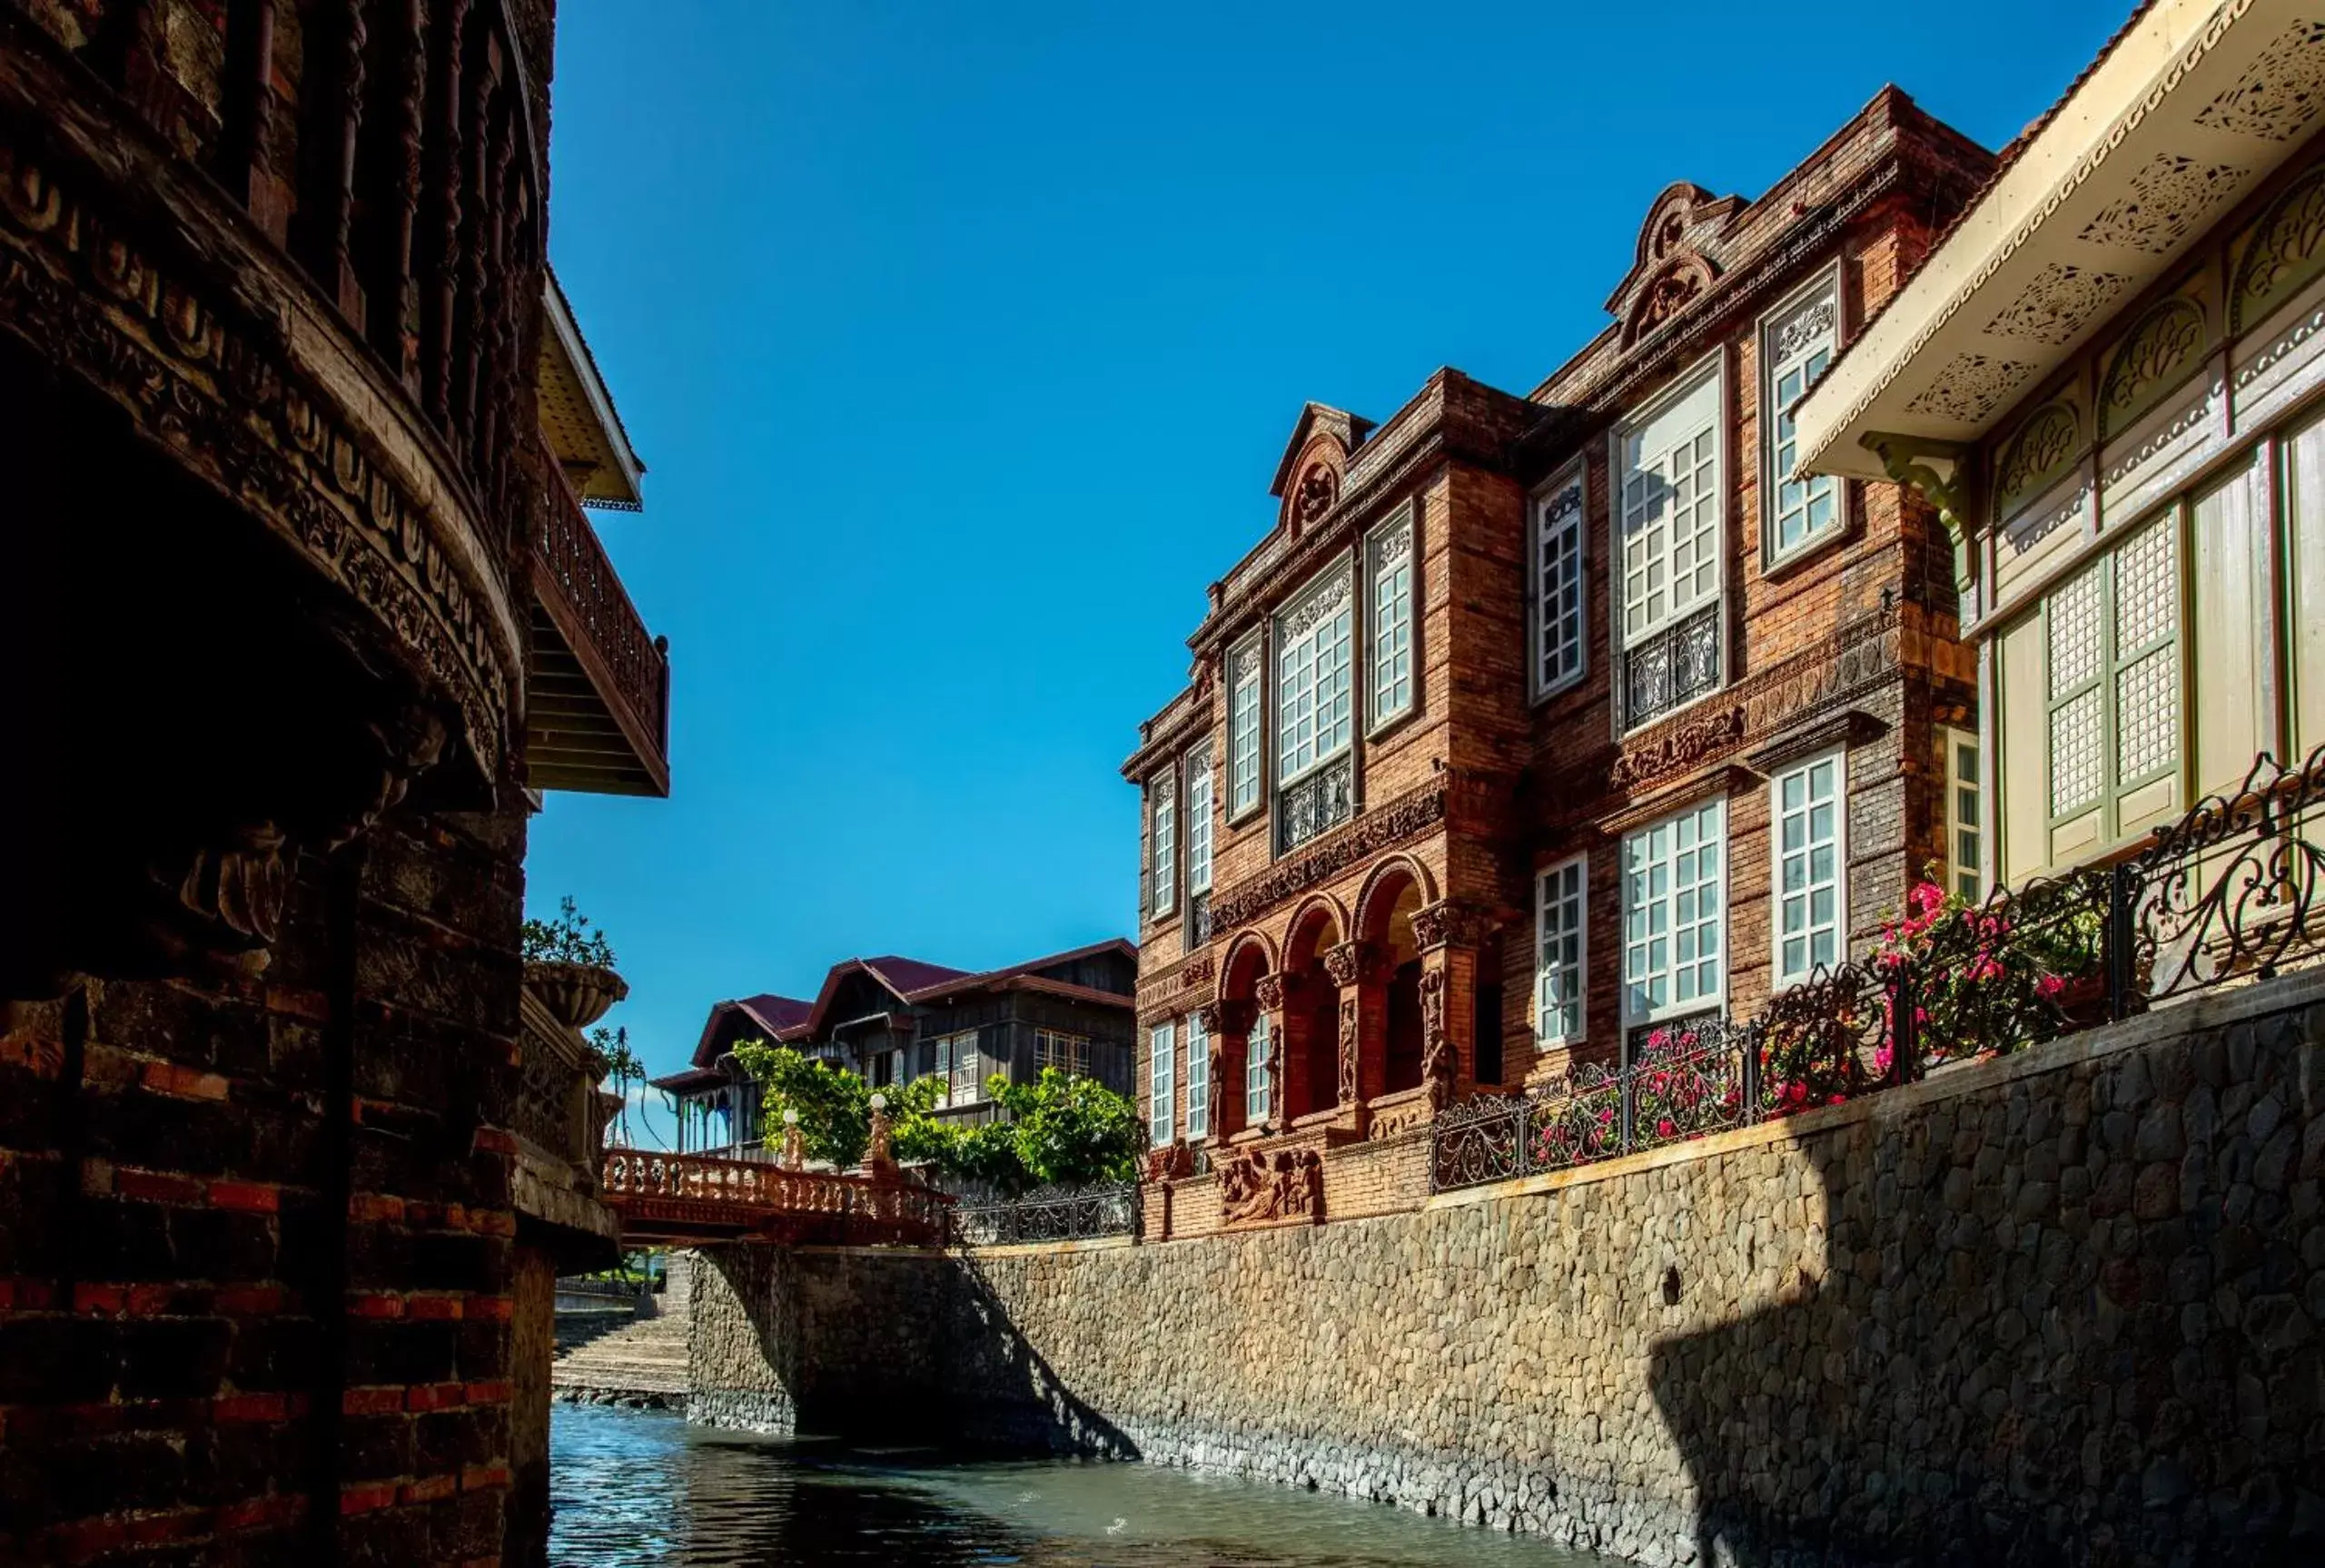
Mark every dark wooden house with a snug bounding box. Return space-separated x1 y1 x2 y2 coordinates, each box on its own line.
655 939 1139 1154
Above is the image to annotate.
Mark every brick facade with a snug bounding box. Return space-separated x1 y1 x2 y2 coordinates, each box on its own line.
1125 88 1996 1235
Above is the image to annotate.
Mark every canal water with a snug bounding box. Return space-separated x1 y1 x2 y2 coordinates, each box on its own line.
549 1403 1624 1567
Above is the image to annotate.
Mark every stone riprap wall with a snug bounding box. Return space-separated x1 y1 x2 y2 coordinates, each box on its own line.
691 973 2325 1566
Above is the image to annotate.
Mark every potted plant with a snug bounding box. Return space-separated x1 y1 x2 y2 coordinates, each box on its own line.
522 896 628 1029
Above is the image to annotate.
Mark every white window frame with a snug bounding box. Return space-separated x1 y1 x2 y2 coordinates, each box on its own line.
1535 853 1588 1045
1609 353 1727 735
1768 749 1847 990
1184 1012 1209 1139
1034 1029 1090 1077
1758 269 1844 568
1367 507 1417 732
1939 726 1983 902
1227 635 1264 821
1185 743 1214 896
945 1031 984 1108
1244 1010 1271 1124
1149 770 1177 920
1273 563 1355 785
1148 1021 1175 1147
1620 795 1727 1030
1530 462 1587 702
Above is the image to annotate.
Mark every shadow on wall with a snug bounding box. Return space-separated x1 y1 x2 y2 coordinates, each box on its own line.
1649 1001 2322 1566
695 1243 1138 1459
942 1250 1141 1461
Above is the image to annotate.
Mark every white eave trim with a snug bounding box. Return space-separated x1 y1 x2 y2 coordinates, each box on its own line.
544 271 648 509
1797 0 2312 482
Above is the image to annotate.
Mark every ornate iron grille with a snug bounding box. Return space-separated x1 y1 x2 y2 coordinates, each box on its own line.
1277 754 1355 855
1432 745 2325 1196
1623 601 1722 729
949 1183 1141 1247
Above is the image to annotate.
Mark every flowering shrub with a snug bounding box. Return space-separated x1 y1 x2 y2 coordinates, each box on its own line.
1868 874 2099 1066
1522 1028 1746 1165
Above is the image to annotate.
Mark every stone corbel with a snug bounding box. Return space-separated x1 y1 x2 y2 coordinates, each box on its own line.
1410 899 1492 953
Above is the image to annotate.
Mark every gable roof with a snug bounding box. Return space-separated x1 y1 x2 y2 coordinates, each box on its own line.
896 937 1139 1003
687 991 813 1069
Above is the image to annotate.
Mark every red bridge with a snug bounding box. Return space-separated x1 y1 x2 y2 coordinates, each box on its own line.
598 1148 953 1247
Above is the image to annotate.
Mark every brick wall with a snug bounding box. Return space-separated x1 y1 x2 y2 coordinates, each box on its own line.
0 804 527 1565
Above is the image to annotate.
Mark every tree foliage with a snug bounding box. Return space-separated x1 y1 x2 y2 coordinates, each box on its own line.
729 1041 942 1168
727 1046 1139 1191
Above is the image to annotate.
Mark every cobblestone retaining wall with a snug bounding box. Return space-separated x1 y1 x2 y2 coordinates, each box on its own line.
692 972 2325 1566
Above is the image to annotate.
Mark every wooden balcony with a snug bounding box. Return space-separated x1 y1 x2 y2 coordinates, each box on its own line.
528 448 671 796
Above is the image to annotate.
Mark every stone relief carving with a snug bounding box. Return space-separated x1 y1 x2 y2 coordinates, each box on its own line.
1605 605 1901 794
0 140 514 775
1903 353 2038 424
1771 295 1837 363
1410 900 1489 953
1296 463 1339 527
1418 968 1455 1112
1983 262 2132 346
1218 1148 1323 1226
1280 569 1351 640
1143 1142 1194 1182
1252 973 1288 1011
2076 154 2249 256
1209 780 1447 932
1337 993 1359 1105
1609 704 1746 794
1627 257 1712 344
2194 20 2325 142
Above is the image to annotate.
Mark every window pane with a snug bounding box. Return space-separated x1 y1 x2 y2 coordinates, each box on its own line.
1149 1023 1174 1147
1229 646 1262 814
1276 570 1355 780
1370 518 1414 724
1622 799 1726 1022
1185 746 1213 895
1185 1015 1210 1139
1246 1011 1271 1122
1537 856 1587 1043
1537 475 1585 694
1766 285 1839 557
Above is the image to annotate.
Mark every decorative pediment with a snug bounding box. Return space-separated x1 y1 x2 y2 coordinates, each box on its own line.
1269 402 1375 537
1607 182 1741 348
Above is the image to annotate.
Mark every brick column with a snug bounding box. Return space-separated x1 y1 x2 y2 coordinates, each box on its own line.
1413 900 1491 1110
1323 939 1390 1115
1199 1000 1253 1142
1252 973 1291 1132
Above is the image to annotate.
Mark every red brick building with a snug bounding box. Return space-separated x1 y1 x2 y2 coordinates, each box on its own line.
1125 89 1995 1237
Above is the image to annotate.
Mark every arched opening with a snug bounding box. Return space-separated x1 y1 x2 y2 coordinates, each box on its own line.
1220 937 1272 1134
1378 880 1426 1093
1282 904 1342 1119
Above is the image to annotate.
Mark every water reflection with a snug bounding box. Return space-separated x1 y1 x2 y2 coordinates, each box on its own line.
550 1404 1617 1567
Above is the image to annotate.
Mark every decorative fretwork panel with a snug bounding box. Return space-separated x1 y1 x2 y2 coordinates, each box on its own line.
1277 754 1355 855
1624 601 1722 729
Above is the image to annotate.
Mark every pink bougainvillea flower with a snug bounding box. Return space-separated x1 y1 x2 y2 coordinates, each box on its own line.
2036 973 2065 1000
1657 1118 1677 1138
1911 882 1945 916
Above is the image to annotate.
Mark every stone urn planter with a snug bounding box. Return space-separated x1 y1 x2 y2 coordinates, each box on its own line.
524 960 628 1030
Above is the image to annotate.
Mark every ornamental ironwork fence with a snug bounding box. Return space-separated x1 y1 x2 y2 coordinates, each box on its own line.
1432 745 2325 1195
949 1183 1141 1247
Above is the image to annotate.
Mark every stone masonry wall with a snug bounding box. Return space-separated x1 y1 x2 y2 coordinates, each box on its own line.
695 971 2325 1567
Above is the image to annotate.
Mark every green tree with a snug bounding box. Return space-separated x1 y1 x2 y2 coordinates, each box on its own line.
589 1024 644 1146
729 1041 942 1168
984 1068 1142 1190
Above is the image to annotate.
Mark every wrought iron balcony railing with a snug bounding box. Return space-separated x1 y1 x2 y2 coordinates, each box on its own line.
1622 601 1722 730
527 444 671 796
1432 745 2325 1196
1277 753 1355 855
950 1183 1141 1247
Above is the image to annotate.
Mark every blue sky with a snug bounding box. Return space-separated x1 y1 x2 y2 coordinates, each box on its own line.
531 1 2122 1144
